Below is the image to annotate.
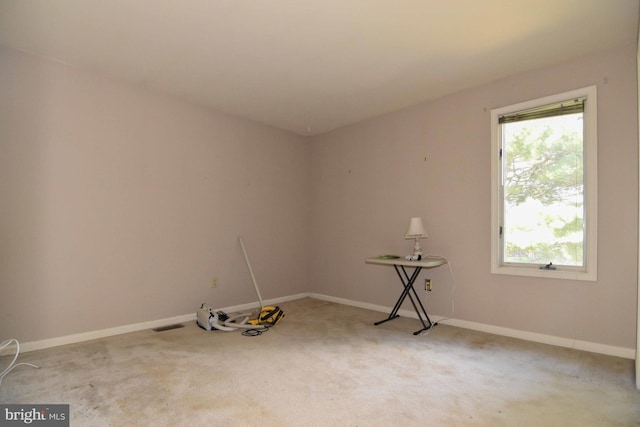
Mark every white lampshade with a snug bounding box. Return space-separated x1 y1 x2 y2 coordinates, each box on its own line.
405 217 427 239
405 217 427 256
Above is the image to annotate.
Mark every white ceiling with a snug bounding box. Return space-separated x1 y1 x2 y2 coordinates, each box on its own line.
0 1 638 136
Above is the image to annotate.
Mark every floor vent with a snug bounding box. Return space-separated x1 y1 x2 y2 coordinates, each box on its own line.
153 324 185 332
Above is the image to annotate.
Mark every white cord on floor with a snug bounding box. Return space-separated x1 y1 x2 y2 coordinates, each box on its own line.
0 338 40 390
418 256 457 336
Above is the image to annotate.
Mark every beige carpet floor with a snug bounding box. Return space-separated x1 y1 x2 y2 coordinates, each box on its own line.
1 298 639 426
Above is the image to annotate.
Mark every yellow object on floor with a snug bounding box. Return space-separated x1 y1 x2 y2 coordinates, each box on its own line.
248 306 284 326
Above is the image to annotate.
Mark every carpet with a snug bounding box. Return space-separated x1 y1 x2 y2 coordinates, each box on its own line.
1 298 639 426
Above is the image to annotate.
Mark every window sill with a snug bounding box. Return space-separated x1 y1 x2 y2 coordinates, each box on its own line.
491 264 597 281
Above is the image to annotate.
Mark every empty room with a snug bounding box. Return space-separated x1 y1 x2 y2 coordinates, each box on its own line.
2 1 640 426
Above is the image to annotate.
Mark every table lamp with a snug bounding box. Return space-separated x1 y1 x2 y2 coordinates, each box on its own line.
405 217 428 256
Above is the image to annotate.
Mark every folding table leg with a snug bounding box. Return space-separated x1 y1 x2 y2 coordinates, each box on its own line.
373 265 434 335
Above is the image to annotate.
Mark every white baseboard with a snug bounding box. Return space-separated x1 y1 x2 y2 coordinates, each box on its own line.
309 293 636 360
17 293 309 354
18 313 196 354
18 292 635 360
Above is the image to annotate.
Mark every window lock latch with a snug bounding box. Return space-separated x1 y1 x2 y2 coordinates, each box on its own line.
540 262 556 270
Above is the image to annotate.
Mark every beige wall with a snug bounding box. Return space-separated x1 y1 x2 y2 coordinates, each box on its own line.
0 46 311 342
310 43 639 349
1 42 638 351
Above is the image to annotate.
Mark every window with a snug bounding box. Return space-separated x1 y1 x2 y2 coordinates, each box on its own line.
491 86 597 280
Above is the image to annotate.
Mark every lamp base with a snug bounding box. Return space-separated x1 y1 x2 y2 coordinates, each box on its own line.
412 239 424 256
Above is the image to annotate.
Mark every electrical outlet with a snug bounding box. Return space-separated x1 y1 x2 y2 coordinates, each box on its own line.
211 277 218 289
424 278 432 292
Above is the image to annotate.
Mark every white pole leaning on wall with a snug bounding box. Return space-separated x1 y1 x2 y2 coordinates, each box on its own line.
238 236 265 309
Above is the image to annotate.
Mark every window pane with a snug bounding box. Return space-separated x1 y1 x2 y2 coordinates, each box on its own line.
502 113 584 266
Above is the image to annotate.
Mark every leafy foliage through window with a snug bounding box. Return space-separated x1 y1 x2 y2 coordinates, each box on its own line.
491 87 597 280
502 112 584 265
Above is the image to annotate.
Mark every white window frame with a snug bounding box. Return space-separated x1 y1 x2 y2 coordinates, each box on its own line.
490 86 598 281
